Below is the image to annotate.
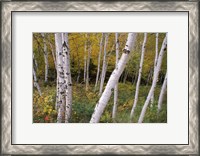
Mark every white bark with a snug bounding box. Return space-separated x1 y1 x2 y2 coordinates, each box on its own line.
86 40 91 91
94 33 104 91
99 34 109 96
158 71 167 113
55 33 65 123
90 33 137 123
48 36 57 70
130 33 147 122
41 33 49 83
84 41 87 83
112 32 119 121
33 62 42 96
62 33 72 123
151 33 159 107
138 34 167 123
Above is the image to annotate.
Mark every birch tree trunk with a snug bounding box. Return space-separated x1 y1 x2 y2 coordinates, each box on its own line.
33 55 42 96
86 39 91 91
157 71 167 114
138 34 167 123
62 33 72 123
84 41 87 83
72 38 81 84
99 34 109 96
90 33 137 123
94 33 104 91
130 33 147 122
48 35 57 70
150 33 159 107
41 33 49 83
55 33 65 123
112 32 119 121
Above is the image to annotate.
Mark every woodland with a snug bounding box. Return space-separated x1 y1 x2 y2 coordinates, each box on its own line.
33 32 167 123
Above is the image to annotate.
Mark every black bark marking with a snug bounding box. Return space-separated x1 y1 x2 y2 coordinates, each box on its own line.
123 49 130 54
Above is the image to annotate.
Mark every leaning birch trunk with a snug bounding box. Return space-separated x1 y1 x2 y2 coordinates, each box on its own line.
157 71 167 114
83 41 87 83
41 33 49 83
33 66 42 96
150 33 159 107
138 34 167 123
99 34 109 96
130 33 147 122
94 33 104 91
48 36 57 71
112 33 119 121
86 41 91 91
90 33 137 123
55 33 65 123
62 33 72 123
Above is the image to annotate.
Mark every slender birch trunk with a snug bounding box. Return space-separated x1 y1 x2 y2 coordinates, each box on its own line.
55 33 65 123
84 41 87 83
94 33 104 91
99 34 109 96
41 33 49 83
62 33 72 123
33 53 38 70
130 33 147 122
72 38 81 84
86 39 91 91
138 34 167 123
48 36 57 70
150 33 159 107
33 55 42 96
112 33 119 121
90 33 137 123
158 71 167 114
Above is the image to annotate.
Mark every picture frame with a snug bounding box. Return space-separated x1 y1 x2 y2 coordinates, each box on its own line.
1 1 199 155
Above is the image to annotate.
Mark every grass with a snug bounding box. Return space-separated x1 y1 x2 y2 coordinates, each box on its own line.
33 82 167 123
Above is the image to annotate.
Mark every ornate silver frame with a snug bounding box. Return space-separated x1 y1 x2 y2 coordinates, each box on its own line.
1 1 199 155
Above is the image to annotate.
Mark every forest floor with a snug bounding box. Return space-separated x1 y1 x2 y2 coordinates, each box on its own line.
33 82 167 123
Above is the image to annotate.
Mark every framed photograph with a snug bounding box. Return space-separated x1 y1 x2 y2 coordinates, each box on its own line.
1 1 199 155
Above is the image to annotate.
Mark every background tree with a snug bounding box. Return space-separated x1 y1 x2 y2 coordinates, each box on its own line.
130 33 147 122
138 35 167 123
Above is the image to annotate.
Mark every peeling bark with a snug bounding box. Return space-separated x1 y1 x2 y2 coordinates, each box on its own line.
62 33 72 123
55 33 65 123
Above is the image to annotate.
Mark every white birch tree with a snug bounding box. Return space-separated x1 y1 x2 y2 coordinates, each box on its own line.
86 38 91 91
112 32 119 121
48 35 57 70
62 33 72 123
130 33 147 122
150 33 159 107
83 41 87 83
90 33 137 123
138 34 167 123
94 33 104 91
55 33 65 123
33 54 42 96
41 33 49 83
157 71 167 114
99 33 109 96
